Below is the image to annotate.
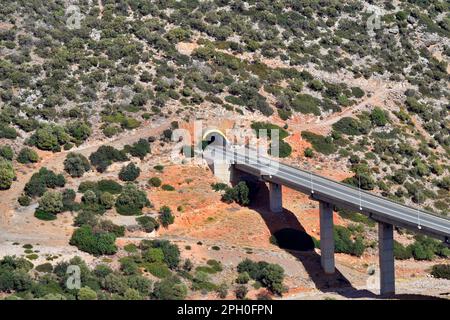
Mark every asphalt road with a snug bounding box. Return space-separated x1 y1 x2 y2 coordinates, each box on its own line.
207 145 450 242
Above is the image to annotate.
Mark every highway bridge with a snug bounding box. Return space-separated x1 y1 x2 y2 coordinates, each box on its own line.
201 139 450 296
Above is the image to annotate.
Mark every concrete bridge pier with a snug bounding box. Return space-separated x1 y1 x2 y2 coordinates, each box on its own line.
378 222 395 296
269 182 283 213
319 201 335 274
213 159 233 184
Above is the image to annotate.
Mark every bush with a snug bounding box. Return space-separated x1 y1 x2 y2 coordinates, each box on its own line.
143 248 164 263
332 117 367 135
17 147 39 164
370 107 389 126
152 276 187 300
270 139 292 158
18 195 31 207
430 264 450 280
235 285 248 299
148 177 162 187
24 168 65 197
159 206 175 228
38 191 64 215
89 146 128 172
35 263 53 273
251 122 289 140
0 145 13 160
141 240 180 269
120 257 139 275
334 226 366 257
161 184 175 191
211 182 228 191
78 286 97 300
0 159 16 190
301 132 336 155
64 153 91 177
128 139 151 159
237 259 285 295
115 183 150 215
304 148 314 158
394 241 413 260
236 272 250 284
69 225 117 256
136 216 159 232
221 182 250 206
34 209 57 221
144 262 171 278
96 179 122 194
119 163 141 182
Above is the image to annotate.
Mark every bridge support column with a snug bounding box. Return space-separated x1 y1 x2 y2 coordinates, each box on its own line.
213 160 233 184
319 201 335 274
269 182 283 213
378 222 395 296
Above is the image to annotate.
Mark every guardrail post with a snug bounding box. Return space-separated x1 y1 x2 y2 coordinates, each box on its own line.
379 222 395 296
319 201 335 274
269 182 283 213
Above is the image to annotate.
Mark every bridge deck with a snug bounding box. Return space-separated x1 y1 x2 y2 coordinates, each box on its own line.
206 146 450 243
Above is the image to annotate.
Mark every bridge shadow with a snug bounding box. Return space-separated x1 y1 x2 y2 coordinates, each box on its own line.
239 179 445 300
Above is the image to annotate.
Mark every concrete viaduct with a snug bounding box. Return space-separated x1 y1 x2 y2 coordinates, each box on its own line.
201 130 450 296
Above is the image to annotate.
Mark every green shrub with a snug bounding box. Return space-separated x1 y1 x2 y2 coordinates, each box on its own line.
152 276 187 300
159 206 175 228
251 122 289 140
430 264 450 280
235 285 248 299
270 140 292 158
148 177 162 187
141 240 180 269
77 286 97 300
332 117 367 135
17 147 39 164
301 132 336 155
221 181 250 206
115 183 150 215
144 262 171 278
211 182 228 191
0 159 16 190
237 259 285 295
334 225 366 257
161 184 175 191
124 244 138 253
143 248 164 263
291 94 321 115
64 153 91 177
136 216 159 232
97 180 122 194
0 145 14 160
34 209 57 221
128 139 151 159
89 146 128 173
69 225 117 256
394 241 413 260
119 163 141 182
24 168 65 197
236 272 250 284
35 263 53 273
38 191 64 215
120 257 139 275
18 195 31 207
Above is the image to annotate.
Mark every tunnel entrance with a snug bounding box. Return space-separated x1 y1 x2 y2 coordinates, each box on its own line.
202 129 228 149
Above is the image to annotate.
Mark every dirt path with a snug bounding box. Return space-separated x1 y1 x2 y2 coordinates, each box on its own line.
0 119 171 246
